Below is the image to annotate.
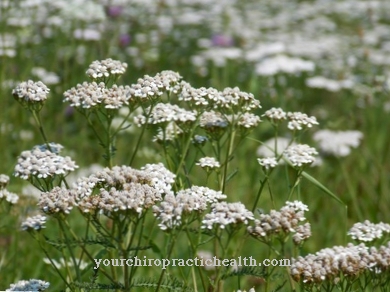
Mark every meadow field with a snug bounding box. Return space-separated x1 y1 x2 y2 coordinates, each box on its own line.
1 0 390 291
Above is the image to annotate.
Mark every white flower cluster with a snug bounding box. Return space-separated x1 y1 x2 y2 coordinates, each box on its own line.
43 257 88 270
199 110 228 130
255 55 315 76
79 183 162 214
257 157 278 170
290 242 390 283
348 220 390 242
14 144 78 180
0 174 10 188
202 202 254 230
284 144 318 167
63 82 131 109
59 163 175 214
177 81 220 107
248 201 310 245
313 129 363 157
153 186 226 230
12 80 49 103
287 112 319 131
21 215 47 231
152 122 183 142
6 279 50 291
176 83 261 112
134 103 197 126
0 189 19 204
262 107 287 123
38 187 77 214
86 58 128 79
235 289 255 292
257 137 293 157
306 76 354 92
196 157 220 169
154 70 183 91
237 112 261 128
63 81 105 108
103 84 132 109
129 71 182 100
217 87 261 111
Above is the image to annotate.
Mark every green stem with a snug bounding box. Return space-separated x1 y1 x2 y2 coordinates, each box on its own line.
252 176 268 213
31 109 51 151
221 124 236 193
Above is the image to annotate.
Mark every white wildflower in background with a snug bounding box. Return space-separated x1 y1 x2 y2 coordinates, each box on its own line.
43 257 88 270
0 189 19 204
86 58 128 79
255 55 315 76
284 144 318 167
262 107 287 123
257 137 293 157
0 174 10 188
258 157 278 170
202 202 254 230
196 250 216 271
348 220 390 242
6 279 50 291
235 288 256 292
313 129 363 157
31 67 60 85
196 157 220 169
287 112 319 131
14 144 78 180
21 215 47 231
12 80 49 103
306 76 354 92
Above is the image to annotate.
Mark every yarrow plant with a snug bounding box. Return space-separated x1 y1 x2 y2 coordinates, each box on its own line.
6 58 390 292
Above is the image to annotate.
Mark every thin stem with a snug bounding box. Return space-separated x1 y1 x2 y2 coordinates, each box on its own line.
31 109 52 151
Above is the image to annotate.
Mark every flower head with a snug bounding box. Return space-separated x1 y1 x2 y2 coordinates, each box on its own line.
0 189 19 204
287 112 319 131
196 157 221 169
14 144 78 180
21 215 47 231
86 58 128 79
262 107 287 123
38 187 77 215
348 220 390 242
313 129 363 157
258 157 278 170
12 80 49 104
284 144 318 167
0 174 10 189
202 202 254 230
6 279 50 291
